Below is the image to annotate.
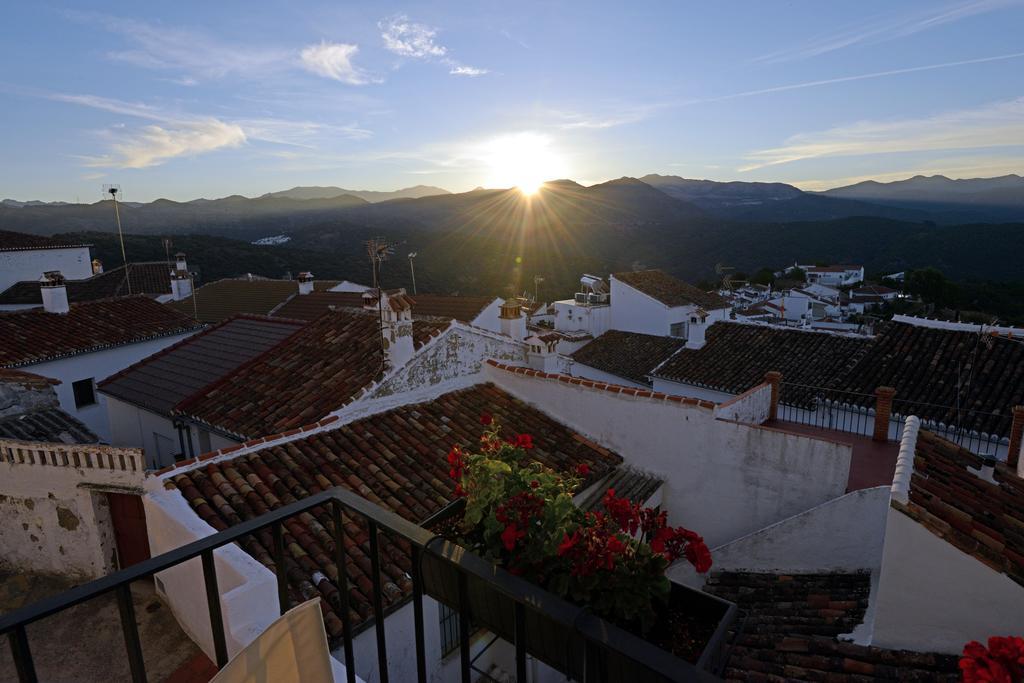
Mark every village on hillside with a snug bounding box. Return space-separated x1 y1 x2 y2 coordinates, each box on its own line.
1 227 1022 682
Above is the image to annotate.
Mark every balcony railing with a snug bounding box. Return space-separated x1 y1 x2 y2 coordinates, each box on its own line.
0 487 723 683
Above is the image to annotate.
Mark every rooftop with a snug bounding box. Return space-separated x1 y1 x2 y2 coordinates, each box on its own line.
576 466 664 512
704 571 959 681
613 269 729 310
271 291 495 324
164 382 623 643
900 429 1024 586
653 320 1024 434
570 330 686 385
0 296 204 368
167 279 299 323
805 264 863 273
0 262 174 305
173 308 448 440
98 315 306 417
0 231 91 252
0 406 97 443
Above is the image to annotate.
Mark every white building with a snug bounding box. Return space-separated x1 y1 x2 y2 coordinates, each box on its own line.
552 273 612 339
0 230 93 293
610 270 731 346
802 264 865 287
0 280 203 441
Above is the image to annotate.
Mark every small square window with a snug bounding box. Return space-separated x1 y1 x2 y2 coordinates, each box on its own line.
72 378 97 409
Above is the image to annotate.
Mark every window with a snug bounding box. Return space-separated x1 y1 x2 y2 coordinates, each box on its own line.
198 429 212 454
72 378 97 408
669 322 688 339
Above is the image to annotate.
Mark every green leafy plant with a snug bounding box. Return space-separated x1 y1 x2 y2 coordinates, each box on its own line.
447 416 712 631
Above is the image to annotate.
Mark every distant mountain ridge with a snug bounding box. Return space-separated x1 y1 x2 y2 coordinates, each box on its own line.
259 185 450 203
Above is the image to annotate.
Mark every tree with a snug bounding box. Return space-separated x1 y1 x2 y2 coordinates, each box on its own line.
905 267 958 308
751 268 776 286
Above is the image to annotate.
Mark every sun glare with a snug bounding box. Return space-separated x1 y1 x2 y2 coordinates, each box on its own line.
481 132 568 196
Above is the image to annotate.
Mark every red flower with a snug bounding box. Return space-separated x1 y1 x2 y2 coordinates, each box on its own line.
530 480 540 489
515 433 534 450
961 637 1024 683
575 463 590 477
479 412 493 426
685 539 713 573
558 531 580 556
501 524 525 551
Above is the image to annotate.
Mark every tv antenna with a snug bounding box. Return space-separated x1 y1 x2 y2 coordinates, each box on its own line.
103 184 132 294
533 275 544 303
364 237 402 374
407 252 418 295
715 262 736 291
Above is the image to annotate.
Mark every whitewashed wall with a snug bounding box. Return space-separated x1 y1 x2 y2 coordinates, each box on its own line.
567 361 649 389
870 506 1024 654
0 439 146 578
23 330 199 442
106 397 182 468
648 377 739 406
486 365 852 547
609 277 669 336
553 300 611 337
713 382 771 424
0 246 93 292
468 298 503 334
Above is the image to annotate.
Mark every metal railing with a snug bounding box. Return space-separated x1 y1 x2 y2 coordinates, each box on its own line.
777 383 876 436
0 487 721 683
891 399 1009 458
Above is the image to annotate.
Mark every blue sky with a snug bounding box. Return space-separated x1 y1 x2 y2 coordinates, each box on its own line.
1 1 1023 201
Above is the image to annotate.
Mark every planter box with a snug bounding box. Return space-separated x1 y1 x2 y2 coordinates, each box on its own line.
419 500 737 681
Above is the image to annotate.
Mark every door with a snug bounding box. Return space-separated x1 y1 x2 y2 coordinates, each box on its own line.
107 492 152 569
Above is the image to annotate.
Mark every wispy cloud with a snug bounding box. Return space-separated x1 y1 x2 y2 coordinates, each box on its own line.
753 0 1021 64
379 15 487 76
51 93 371 167
299 42 375 84
83 119 246 169
740 97 1024 171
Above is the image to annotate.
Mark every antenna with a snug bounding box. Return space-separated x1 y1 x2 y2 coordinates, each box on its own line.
533 275 544 303
715 262 736 291
103 184 132 294
407 252 418 295
364 237 402 374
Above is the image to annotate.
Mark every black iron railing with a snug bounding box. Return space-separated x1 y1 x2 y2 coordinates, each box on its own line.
0 487 723 683
891 398 1009 458
777 383 876 435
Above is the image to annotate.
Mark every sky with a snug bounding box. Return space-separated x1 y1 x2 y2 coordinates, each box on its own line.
1 0 1023 202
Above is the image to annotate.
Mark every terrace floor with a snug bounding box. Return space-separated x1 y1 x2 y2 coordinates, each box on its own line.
772 421 900 492
0 571 215 683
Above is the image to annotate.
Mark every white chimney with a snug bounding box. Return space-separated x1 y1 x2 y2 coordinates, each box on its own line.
970 457 998 485
91 258 103 275
40 271 69 314
169 253 192 302
297 271 315 295
376 289 415 370
500 299 527 339
684 308 710 350
525 333 560 373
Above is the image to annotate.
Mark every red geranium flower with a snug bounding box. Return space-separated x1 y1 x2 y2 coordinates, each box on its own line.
576 463 590 477
479 412 493 426
501 523 525 551
515 433 534 450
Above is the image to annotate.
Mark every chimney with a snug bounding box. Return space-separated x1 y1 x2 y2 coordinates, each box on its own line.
970 457 998 485
40 271 69 314
684 309 710 350
297 271 315 295
91 258 103 275
169 253 192 302
525 333 560 373
500 299 527 339
375 289 415 370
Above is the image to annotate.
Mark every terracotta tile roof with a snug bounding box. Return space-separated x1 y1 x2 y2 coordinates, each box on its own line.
0 407 98 444
0 296 204 368
613 270 728 310
173 309 448 440
167 279 299 323
899 430 1024 586
0 368 60 389
652 322 869 396
270 292 365 321
0 262 174 305
570 330 686 385
98 315 305 416
653 321 1024 434
271 292 495 324
704 571 959 681
577 467 663 512
0 231 91 252
164 383 623 644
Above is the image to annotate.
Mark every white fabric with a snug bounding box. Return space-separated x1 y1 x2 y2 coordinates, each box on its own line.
211 597 334 683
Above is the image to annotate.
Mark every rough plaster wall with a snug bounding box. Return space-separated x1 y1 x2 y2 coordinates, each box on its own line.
368 326 525 401
0 442 146 578
714 383 771 424
670 486 890 587
870 506 1024 654
487 366 851 548
0 379 57 418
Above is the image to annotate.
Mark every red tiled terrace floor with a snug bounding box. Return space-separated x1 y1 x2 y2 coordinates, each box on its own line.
772 421 899 492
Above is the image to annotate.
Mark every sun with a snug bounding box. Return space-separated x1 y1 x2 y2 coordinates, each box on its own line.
481 132 568 196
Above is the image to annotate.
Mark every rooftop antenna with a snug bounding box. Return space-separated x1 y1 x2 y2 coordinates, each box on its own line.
534 275 544 303
715 262 735 291
103 184 132 294
364 237 400 374
407 252 418 295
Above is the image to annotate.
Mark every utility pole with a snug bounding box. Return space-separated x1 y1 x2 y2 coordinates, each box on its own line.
104 185 132 294
534 275 544 303
407 252 418 295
